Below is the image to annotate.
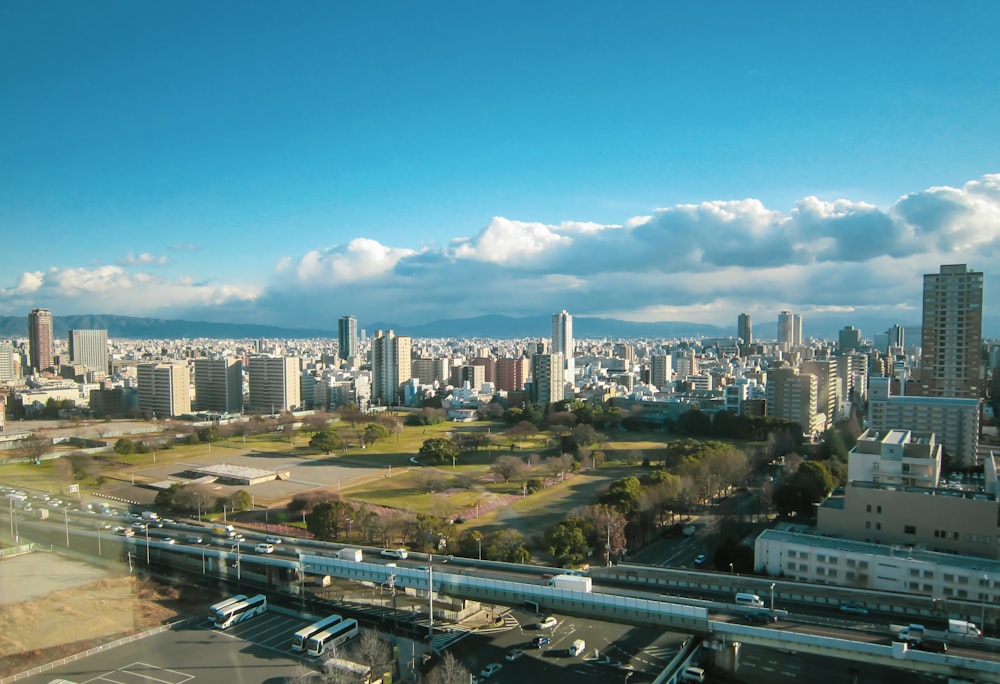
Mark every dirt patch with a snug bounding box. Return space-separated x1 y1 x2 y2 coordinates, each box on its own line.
0 564 208 677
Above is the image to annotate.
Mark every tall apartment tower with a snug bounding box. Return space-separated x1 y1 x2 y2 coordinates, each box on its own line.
338 315 358 361
194 357 243 414
919 264 984 399
777 311 794 351
530 352 565 405
247 356 300 414
495 357 530 391
68 329 108 373
737 313 753 345
792 314 803 347
371 330 412 406
766 366 821 435
27 308 54 373
551 310 574 385
137 362 191 418
0 340 16 383
650 354 673 390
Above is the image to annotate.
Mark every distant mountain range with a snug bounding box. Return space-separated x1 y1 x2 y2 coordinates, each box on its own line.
0 313 735 340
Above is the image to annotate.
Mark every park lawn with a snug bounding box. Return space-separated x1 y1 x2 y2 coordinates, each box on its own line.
343 468 465 513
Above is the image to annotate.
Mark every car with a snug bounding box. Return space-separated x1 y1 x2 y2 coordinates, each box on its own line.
537 616 558 629
748 610 777 623
531 636 550 648
265 536 283 544
185 535 203 544
132 522 147 530
694 554 706 565
505 648 524 662
479 663 502 679
840 602 869 616
912 640 948 654
159 536 176 544
255 543 274 554
381 548 409 560
541 573 554 580
680 666 706 683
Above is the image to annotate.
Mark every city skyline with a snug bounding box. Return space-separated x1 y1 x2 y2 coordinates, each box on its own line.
2 3 1000 335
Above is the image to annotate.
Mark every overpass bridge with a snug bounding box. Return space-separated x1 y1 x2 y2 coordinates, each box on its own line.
301 552 1000 683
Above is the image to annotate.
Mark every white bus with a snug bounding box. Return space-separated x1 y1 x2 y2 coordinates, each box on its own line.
323 657 372 683
214 594 268 629
291 614 343 653
306 618 360 657
208 594 247 623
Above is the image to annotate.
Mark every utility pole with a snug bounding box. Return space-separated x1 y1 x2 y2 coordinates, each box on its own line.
428 556 434 638
64 507 70 547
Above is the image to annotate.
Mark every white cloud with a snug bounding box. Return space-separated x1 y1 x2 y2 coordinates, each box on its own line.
452 217 576 263
117 252 168 266
294 238 416 283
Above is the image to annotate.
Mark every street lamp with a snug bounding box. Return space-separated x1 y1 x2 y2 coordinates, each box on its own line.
982 574 989 633
477 535 482 561
96 523 102 557
145 523 150 564
770 582 776 613
729 563 734 575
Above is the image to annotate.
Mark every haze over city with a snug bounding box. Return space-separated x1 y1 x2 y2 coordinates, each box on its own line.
3 2 1000 336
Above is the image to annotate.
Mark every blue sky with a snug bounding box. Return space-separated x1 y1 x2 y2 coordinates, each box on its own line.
2 2 999 336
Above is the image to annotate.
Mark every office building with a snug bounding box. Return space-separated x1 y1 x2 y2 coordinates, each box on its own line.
0 340 15 383
194 357 243 414
838 326 861 353
793 314 803 347
530 352 565 405
452 364 485 390
412 357 449 385
68 329 108 374
801 359 840 427
919 264 984 399
338 315 358 362
247 355 300 414
777 311 794 350
737 313 753 346
27 308 54 373
845 428 942 488
137 362 191 418
551 310 574 386
371 330 412 406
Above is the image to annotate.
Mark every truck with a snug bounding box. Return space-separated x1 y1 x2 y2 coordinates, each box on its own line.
338 548 363 562
948 619 982 637
898 623 925 643
682 525 697 537
548 574 593 592
212 524 236 538
35 508 49 519
140 511 160 521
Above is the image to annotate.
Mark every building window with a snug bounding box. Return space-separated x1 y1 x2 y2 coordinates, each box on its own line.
877 505 882 514
904 525 916 535
866 504 872 513
876 522 881 531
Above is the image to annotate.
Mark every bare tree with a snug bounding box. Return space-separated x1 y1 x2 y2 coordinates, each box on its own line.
16 433 53 462
491 455 528 483
427 650 472 684
348 630 393 678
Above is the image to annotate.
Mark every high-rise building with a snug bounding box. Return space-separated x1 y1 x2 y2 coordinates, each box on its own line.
68 329 108 374
887 324 905 352
650 354 673 390
412 357 449 385
793 314 803 347
137 362 191 418
194 357 243 414
737 313 753 345
765 366 823 435
801 359 841 428
919 264 983 399
27 308 54 373
530 352 565 405
495 357 530 391
838 326 861 353
777 311 794 350
0 340 16 383
551 310 574 385
371 330 412 406
338 315 358 361
247 356 301 413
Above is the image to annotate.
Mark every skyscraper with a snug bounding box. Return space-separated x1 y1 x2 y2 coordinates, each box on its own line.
838 326 861 353
0 340 16 383
371 330 412 406
194 357 243 414
338 315 358 361
68 329 108 374
551 310 574 385
27 308 54 373
919 264 984 399
777 310 794 351
793 313 803 347
737 313 753 345
650 354 673 390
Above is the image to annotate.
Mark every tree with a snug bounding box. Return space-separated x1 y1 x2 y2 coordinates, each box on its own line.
310 430 342 455
363 422 389 447
427 651 472 684
113 437 135 456
415 470 447 493
547 518 591 565
506 420 538 449
418 438 460 466
308 499 357 540
490 455 528 483
600 476 644 515
348 630 393 679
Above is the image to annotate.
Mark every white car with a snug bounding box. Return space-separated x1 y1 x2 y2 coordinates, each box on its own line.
537 616 558 629
265 536 283 544
381 548 408 560
255 543 274 554
479 663 502 679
